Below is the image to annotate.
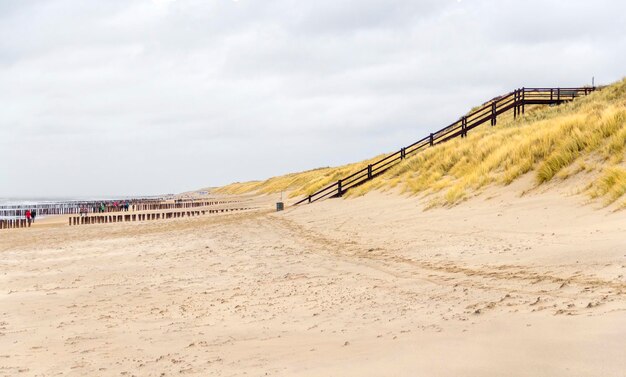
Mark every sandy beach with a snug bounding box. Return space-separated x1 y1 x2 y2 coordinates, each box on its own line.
3 1 625 375
1 183 624 376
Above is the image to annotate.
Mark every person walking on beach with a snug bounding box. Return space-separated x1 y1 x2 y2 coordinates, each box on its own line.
25 209 31 227
30 210 36 223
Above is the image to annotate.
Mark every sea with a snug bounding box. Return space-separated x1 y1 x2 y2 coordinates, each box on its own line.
0 196 133 220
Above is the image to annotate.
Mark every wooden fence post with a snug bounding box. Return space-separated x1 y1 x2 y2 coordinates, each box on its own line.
461 116 467 137
337 180 342 196
513 90 517 119
429 133 434 146
368 164 372 179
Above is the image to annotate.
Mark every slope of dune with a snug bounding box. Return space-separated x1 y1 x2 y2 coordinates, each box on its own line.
215 79 626 208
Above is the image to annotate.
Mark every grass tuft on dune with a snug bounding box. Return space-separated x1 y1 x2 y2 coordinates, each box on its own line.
215 79 626 208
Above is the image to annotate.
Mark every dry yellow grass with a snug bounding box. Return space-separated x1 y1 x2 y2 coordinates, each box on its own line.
216 79 626 208
586 166 626 208
214 154 389 199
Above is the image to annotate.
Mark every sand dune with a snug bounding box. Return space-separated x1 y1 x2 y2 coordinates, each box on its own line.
0 188 624 376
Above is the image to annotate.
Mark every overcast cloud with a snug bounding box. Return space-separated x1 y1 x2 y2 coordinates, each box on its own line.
1 0 624 197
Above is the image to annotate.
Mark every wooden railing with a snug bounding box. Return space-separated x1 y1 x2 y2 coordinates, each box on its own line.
295 87 595 205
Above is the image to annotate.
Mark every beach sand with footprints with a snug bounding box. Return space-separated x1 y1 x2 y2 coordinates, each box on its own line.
1 186 625 376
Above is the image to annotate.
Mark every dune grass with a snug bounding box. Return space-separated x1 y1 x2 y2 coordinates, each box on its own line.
213 154 389 199
586 167 626 208
215 79 626 208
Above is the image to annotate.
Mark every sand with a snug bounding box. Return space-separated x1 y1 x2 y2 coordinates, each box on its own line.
0 186 625 376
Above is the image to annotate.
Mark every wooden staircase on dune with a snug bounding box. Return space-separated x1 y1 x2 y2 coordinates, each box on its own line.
294 86 596 205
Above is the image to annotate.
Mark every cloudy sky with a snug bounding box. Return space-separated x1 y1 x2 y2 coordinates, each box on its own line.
0 0 624 198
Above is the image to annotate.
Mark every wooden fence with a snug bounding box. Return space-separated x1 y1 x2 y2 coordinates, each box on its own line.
295 86 596 205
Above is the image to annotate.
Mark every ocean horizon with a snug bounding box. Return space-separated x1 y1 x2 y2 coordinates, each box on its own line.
0 194 168 206
0 196 163 220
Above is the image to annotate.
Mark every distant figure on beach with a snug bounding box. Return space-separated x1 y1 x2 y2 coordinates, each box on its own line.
30 210 36 223
25 209 31 227
100 203 105 213
125 201 130 211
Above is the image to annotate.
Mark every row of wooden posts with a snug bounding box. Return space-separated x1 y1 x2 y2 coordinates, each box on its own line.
0 199 238 217
69 207 253 226
0 219 32 229
132 200 238 211
0 199 164 217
